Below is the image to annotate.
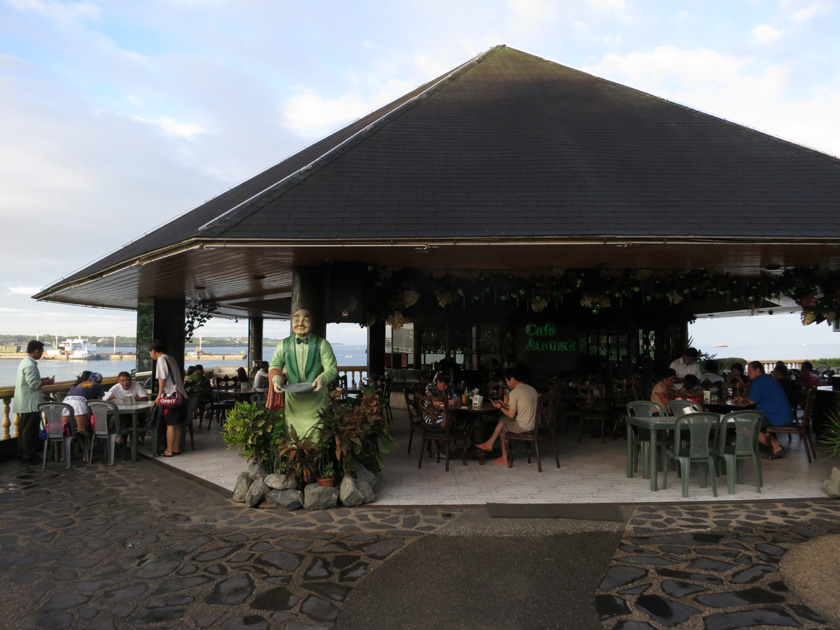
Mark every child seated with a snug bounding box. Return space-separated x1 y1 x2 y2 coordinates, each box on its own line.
679 374 703 403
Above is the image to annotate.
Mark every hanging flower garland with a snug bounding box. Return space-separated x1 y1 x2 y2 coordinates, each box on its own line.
363 266 840 329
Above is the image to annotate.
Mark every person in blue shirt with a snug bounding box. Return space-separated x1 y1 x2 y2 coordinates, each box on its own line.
738 361 793 459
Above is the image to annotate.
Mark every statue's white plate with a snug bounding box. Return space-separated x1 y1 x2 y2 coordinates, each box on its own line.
281 382 316 393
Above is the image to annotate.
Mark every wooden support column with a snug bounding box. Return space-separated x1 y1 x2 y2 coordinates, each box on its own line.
248 316 264 373
292 266 326 338
368 321 386 376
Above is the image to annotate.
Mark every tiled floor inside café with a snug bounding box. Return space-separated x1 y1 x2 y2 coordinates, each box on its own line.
152 398 835 506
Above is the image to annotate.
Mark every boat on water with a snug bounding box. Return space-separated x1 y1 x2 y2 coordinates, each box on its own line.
45 337 103 360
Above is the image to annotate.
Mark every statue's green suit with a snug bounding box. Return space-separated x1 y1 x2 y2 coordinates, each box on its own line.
269 334 338 438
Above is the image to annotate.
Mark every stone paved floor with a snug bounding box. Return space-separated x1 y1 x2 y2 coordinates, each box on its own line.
2 455 839 629
598 501 840 629
0 459 457 629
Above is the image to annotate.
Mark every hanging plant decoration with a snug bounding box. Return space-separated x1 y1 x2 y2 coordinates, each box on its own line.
361 264 840 329
185 298 219 342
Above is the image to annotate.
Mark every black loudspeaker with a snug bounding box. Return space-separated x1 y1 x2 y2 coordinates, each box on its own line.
324 263 367 323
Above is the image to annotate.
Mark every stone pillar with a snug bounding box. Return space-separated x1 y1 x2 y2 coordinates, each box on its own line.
368 321 386 376
248 315 264 374
292 266 326 338
136 297 186 377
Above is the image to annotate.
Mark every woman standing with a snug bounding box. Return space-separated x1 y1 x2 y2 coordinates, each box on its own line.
149 341 188 457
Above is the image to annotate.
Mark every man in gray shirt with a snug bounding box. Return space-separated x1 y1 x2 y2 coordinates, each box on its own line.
475 367 538 465
15 340 54 463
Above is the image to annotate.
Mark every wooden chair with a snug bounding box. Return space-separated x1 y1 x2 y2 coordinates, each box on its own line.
403 385 424 454
577 382 610 443
504 393 560 472
416 394 469 471
765 389 818 463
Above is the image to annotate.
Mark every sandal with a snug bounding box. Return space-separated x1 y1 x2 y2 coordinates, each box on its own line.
764 447 785 460
475 444 492 452
492 457 508 465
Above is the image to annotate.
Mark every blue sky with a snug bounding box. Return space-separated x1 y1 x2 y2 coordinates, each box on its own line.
2 0 840 351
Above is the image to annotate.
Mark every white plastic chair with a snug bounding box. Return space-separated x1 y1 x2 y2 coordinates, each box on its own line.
88 400 131 465
39 402 79 470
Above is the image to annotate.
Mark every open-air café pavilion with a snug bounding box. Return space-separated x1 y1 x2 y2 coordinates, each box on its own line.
20 45 840 502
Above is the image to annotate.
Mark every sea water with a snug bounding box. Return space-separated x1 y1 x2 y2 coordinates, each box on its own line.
1 345 369 391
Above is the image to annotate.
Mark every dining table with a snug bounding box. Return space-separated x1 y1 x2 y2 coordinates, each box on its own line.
115 400 155 461
453 401 500 464
625 415 678 491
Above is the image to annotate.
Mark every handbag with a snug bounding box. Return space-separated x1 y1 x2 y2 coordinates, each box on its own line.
156 356 185 408
158 391 184 408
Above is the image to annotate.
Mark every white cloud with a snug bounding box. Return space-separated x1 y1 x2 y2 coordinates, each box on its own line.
7 287 40 295
133 115 205 139
589 0 624 11
754 24 782 42
6 0 100 26
587 46 840 158
794 1 831 21
507 0 557 21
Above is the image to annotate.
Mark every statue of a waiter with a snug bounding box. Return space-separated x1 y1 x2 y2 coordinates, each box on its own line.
269 309 338 438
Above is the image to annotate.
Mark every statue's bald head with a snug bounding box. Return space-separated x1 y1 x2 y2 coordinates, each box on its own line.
292 310 312 338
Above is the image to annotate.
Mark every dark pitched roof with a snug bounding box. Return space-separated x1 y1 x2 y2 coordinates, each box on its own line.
50 45 840 289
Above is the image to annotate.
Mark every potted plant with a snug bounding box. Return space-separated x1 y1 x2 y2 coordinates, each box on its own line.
317 460 336 487
277 426 319 484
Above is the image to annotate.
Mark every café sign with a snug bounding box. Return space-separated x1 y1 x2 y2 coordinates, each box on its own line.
523 323 577 352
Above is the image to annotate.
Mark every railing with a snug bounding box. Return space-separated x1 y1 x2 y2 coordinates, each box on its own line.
0 376 118 440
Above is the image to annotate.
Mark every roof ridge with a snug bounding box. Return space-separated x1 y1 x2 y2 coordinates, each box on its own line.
198 45 507 236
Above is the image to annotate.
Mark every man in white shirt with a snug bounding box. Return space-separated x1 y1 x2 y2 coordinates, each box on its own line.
668 348 703 382
104 371 148 402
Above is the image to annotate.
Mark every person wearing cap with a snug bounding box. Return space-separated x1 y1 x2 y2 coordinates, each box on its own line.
62 371 106 449
668 347 703 382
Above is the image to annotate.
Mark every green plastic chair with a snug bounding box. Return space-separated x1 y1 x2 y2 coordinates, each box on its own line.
662 412 719 497
665 400 703 417
625 401 665 478
715 410 763 494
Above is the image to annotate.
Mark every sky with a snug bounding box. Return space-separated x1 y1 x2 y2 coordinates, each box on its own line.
2 0 840 353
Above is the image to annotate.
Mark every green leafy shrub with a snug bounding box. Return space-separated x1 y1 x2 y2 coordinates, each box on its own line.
819 410 840 458
221 402 287 472
317 385 395 476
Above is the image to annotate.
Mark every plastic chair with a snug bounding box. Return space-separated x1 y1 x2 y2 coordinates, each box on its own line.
38 402 79 470
88 401 131 465
625 401 665 478
179 392 200 452
666 400 703 417
765 389 817 463
136 405 160 458
715 410 763 494
504 393 560 472
662 412 719 498
417 394 469 471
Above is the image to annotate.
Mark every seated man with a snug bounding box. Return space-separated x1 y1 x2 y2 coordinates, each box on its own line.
799 361 823 390
737 361 793 459
104 371 149 402
669 347 703 383
423 374 459 426
773 364 801 412
253 361 270 391
701 359 725 396
475 367 538 465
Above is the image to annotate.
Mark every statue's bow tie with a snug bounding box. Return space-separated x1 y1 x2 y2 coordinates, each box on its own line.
296 337 309 345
